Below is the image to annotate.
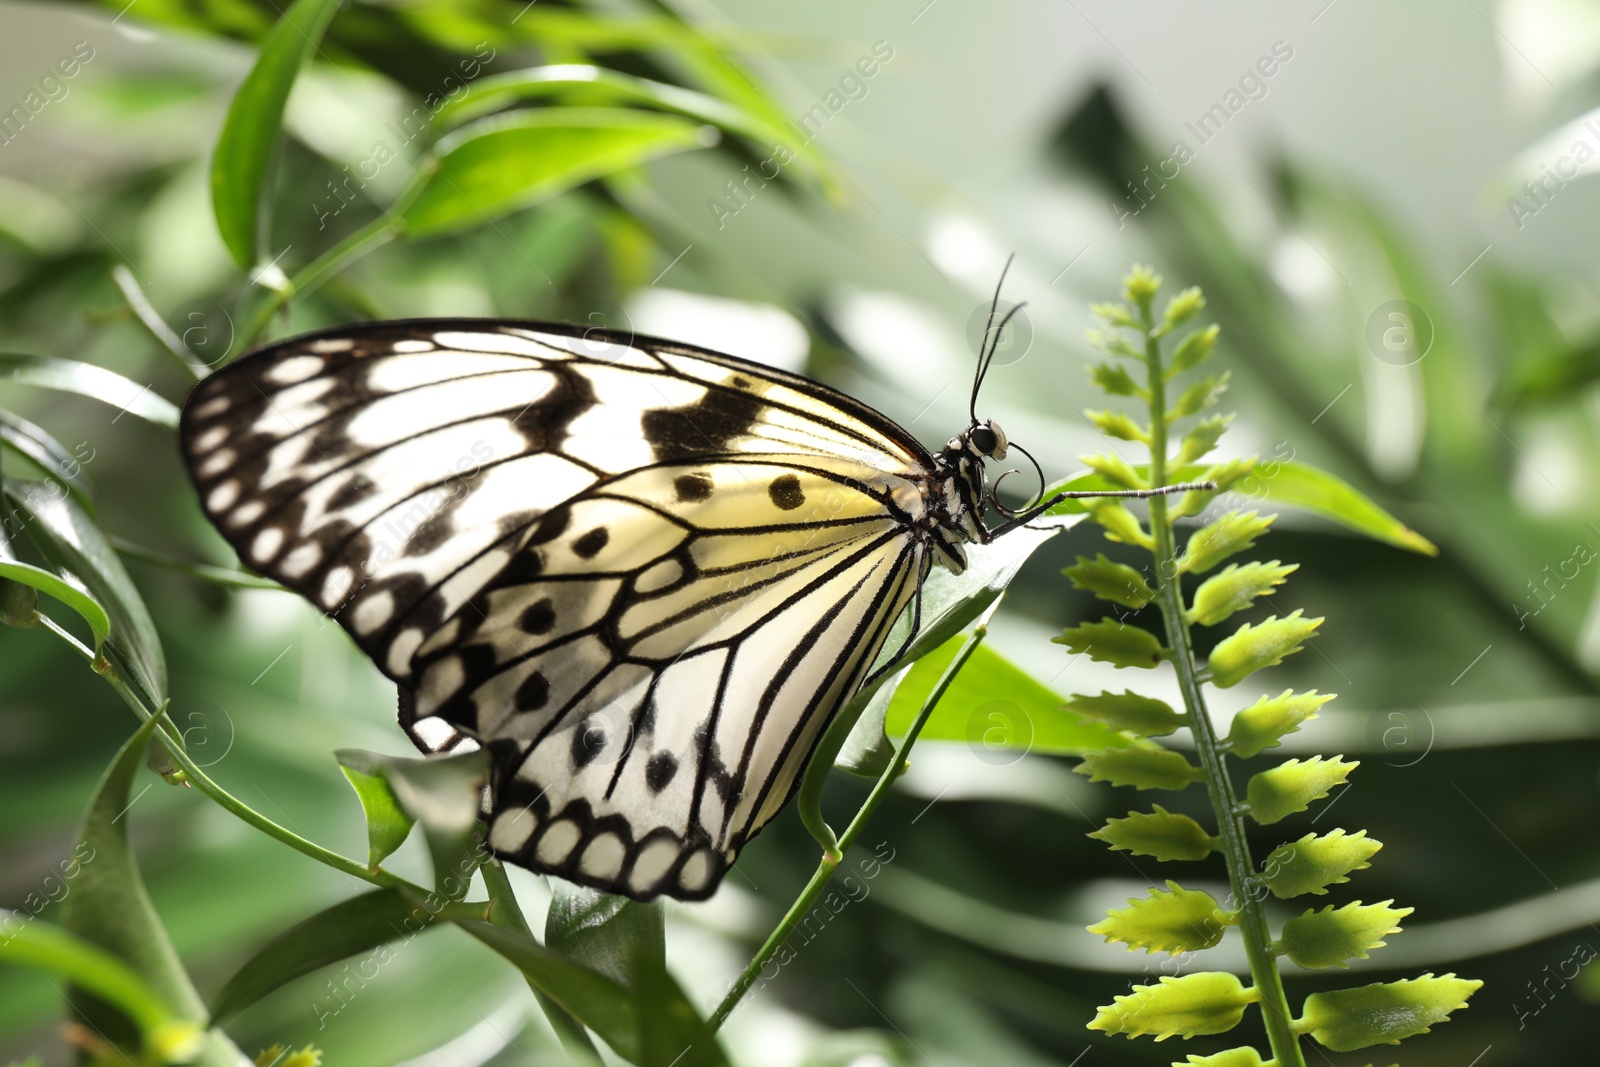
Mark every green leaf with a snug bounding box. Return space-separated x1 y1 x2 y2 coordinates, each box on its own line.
0 353 179 428
1178 511 1274 574
1074 747 1202 791
1246 756 1359 826
0 556 108 645
1260 829 1383 899
0 913 200 1062
1161 287 1206 332
1063 691 1184 737
210 0 343 268
0 409 95 510
1090 806 1217 861
1245 461 1438 556
1054 618 1165 669
1169 371 1230 420
1091 301 1141 330
335 749 488 898
1208 610 1323 688
1187 561 1298 627
1090 362 1143 398
832 665 906 778
4 479 165 701
1177 413 1233 465
434 64 791 157
1085 409 1150 444
1279 900 1412 970
209 889 435 1022
1175 1048 1269 1067
334 756 417 868
1089 971 1254 1041
1169 322 1220 375
1296 974 1481 1051
1064 554 1156 608
546 885 727 1067
802 518 1075 825
1088 501 1154 549
883 639 1130 756
1227 689 1336 759
62 715 206 1043
1087 880 1230 954
402 109 712 237
457 920 641 1062
1078 452 1148 490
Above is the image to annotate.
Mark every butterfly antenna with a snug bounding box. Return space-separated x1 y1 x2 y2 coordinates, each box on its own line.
971 254 1016 422
988 438 1048 517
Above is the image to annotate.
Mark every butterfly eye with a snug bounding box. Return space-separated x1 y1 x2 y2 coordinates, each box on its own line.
986 419 1009 460
969 422 1005 459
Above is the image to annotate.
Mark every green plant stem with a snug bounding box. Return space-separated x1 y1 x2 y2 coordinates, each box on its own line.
708 616 993 1032
1140 311 1306 1067
36 615 488 912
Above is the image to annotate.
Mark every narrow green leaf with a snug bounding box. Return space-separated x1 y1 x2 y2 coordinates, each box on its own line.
832 665 906 778
1079 452 1148 490
1178 511 1274 574
335 749 488 898
1088 501 1154 549
334 757 417 868
402 109 712 237
1063 691 1184 737
1247 461 1438 556
0 354 179 428
1279 900 1412 970
1064 554 1156 608
1089 362 1142 398
1087 880 1230 954
1085 409 1150 444
0 409 95 509
1260 830 1383 899
1091 301 1141 330
209 889 435 1022
1227 690 1336 759
1169 322 1220 375
0 913 200 1062
1187 561 1298 627
1169 371 1230 420
210 0 343 267
1209 610 1323 688
1054 618 1165 669
1089 971 1254 1040
5 479 165 700
1075 747 1201 791
884 639 1130 755
1175 1048 1269 1067
0 557 108 645
457 920 640 1062
1246 756 1359 826
62 716 207 1042
1177 413 1233 465
1090 806 1217 861
1296 974 1481 1051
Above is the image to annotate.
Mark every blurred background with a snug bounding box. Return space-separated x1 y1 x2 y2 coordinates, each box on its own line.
3 0 1600 1063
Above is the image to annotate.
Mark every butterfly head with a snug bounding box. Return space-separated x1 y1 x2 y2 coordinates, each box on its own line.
960 418 1009 461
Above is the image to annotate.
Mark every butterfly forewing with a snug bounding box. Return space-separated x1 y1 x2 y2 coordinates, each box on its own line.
181 321 943 900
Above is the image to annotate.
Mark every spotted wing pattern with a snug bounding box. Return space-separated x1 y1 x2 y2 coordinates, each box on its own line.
180 321 939 899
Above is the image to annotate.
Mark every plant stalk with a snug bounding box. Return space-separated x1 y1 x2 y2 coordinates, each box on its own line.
1140 310 1306 1067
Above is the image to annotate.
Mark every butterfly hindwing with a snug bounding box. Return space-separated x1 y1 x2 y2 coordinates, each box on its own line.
181 320 941 899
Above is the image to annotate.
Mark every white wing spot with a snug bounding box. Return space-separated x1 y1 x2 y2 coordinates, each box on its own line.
387 627 425 676
308 338 354 354
433 330 551 357
194 426 229 451
389 339 436 353
207 481 240 511
198 449 235 476
322 567 354 607
678 849 713 894
634 557 684 594
630 839 678 895
489 807 539 852
415 654 464 717
192 395 230 418
231 500 265 526
267 355 326 384
279 542 322 579
579 833 626 881
536 820 581 866
352 590 395 635
411 716 459 750
251 527 284 562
